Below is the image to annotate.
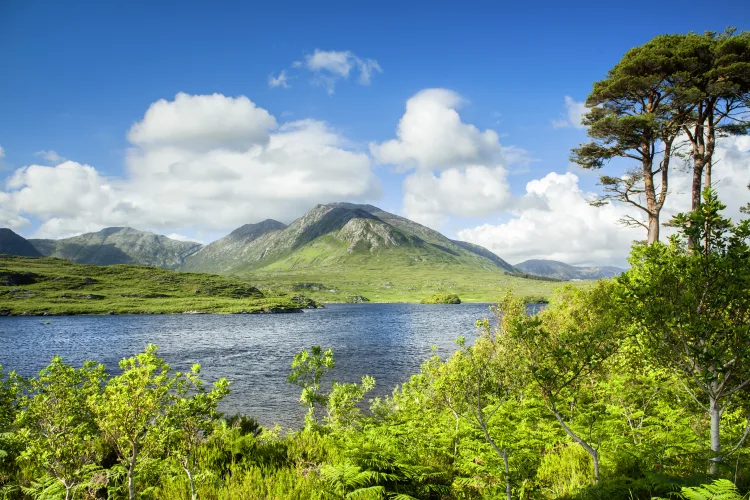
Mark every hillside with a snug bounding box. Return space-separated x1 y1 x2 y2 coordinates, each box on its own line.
0 256 317 316
30 227 202 269
0 228 42 257
182 203 518 275
515 259 626 281
179 203 565 303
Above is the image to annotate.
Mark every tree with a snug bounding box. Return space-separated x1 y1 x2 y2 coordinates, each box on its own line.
90 344 174 500
17 357 105 500
571 35 689 244
672 30 750 211
0 365 21 496
503 283 624 483
619 188 750 475
287 346 335 429
428 295 528 500
166 364 230 500
325 375 375 431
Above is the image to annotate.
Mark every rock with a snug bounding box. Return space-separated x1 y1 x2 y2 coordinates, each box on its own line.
346 295 370 303
183 310 208 314
82 277 98 284
107 311 117 315
0 271 40 286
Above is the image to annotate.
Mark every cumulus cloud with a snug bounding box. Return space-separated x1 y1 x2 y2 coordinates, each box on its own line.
403 167 512 227
274 49 382 95
552 96 587 129
2 93 381 238
268 71 290 89
457 136 750 266
34 150 66 163
371 88 517 227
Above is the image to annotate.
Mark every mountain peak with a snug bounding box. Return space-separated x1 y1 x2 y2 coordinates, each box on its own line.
0 228 43 257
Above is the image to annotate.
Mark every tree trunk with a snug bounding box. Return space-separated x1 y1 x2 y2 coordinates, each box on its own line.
642 158 660 245
709 396 722 475
64 483 71 500
184 465 198 500
647 213 660 245
502 448 512 500
549 405 600 483
692 159 705 211
128 444 138 500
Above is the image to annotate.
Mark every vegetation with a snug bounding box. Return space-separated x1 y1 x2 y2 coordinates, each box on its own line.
0 188 748 499
0 256 319 315
571 29 750 243
420 293 462 304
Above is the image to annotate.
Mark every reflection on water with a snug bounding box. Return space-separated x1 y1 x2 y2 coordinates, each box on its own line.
0 303 537 428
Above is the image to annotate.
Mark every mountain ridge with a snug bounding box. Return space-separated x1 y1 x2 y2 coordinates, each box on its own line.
0 228 43 257
29 227 202 270
515 259 626 280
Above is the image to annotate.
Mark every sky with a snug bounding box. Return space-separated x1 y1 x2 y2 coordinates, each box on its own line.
1 0 749 267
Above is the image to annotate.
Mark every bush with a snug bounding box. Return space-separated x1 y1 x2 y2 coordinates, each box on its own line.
420 293 461 304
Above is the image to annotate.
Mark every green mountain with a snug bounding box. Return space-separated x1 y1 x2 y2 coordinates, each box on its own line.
0 228 43 257
515 259 625 280
181 203 518 275
30 227 202 269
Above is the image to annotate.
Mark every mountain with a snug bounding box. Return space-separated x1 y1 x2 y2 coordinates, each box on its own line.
181 203 518 275
29 227 202 269
0 228 43 257
515 259 626 280
180 219 287 274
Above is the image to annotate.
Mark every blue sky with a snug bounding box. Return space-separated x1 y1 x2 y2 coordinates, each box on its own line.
1 0 749 266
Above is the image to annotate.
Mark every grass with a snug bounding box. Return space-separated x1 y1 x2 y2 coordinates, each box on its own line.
0 256 318 316
240 241 591 303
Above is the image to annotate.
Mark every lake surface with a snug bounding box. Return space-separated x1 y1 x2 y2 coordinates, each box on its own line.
0 303 523 428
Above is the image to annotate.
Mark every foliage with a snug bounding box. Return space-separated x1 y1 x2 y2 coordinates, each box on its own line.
420 293 462 304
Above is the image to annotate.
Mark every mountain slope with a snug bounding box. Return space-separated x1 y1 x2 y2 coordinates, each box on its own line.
30 227 202 269
182 203 517 275
515 259 626 280
180 219 287 274
0 228 43 257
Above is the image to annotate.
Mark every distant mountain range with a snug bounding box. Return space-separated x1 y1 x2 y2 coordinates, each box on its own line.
0 203 519 276
0 206 625 282
515 259 626 280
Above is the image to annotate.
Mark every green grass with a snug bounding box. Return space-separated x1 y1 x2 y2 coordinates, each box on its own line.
0 256 318 316
240 241 590 303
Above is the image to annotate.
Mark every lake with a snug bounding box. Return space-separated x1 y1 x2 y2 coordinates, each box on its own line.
0 303 525 428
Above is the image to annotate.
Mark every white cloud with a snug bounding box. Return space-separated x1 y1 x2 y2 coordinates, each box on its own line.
268 71 290 89
457 136 750 266
34 150 66 163
275 49 382 95
552 96 587 129
127 92 277 151
372 88 517 228
3 93 381 238
371 89 504 171
457 172 641 266
403 167 512 227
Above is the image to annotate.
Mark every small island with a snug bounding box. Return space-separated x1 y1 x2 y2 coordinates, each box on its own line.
420 293 461 304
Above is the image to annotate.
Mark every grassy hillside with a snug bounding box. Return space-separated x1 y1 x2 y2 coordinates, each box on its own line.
0 256 317 316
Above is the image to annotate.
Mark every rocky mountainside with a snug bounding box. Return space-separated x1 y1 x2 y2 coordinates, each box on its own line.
30 227 202 269
0 228 43 257
515 259 626 280
180 219 287 274
181 203 518 275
